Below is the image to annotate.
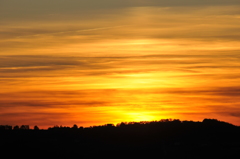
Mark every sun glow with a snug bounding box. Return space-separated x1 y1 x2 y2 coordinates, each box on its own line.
126 112 158 122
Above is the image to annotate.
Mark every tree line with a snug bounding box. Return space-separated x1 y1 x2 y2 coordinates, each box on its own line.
0 118 239 159
0 118 237 131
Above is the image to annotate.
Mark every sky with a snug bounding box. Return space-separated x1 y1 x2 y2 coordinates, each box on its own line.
1 0 240 128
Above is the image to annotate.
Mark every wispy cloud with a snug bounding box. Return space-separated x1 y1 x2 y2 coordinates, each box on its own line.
1 1 240 127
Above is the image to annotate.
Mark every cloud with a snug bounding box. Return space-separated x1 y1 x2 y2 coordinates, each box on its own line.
1 5 240 56
0 55 79 67
0 100 110 108
0 89 119 112
2 0 240 12
0 55 116 76
1 51 240 79
0 54 206 79
159 87 240 97
210 87 240 97
1 0 240 23
228 113 240 117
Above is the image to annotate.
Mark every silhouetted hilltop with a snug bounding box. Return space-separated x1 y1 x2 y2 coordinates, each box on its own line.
1 119 239 159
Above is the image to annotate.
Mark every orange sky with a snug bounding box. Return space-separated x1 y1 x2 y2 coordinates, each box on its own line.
1 1 240 129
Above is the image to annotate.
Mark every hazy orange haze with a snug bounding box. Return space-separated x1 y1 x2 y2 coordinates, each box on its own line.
1 1 240 128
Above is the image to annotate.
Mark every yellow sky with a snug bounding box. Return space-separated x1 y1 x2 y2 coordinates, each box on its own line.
1 2 240 128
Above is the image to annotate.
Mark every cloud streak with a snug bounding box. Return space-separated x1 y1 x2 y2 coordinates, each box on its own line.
1 1 240 127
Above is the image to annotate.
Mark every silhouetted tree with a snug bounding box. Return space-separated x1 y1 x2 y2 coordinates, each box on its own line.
105 124 114 127
13 125 20 130
0 125 4 130
117 122 127 127
79 126 84 130
0 125 12 130
72 124 78 129
20 125 29 130
34 125 39 130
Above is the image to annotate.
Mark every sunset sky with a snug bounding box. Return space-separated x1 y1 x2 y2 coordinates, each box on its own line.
1 0 240 128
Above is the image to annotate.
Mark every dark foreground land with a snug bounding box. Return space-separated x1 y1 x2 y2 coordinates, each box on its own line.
1 119 240 159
